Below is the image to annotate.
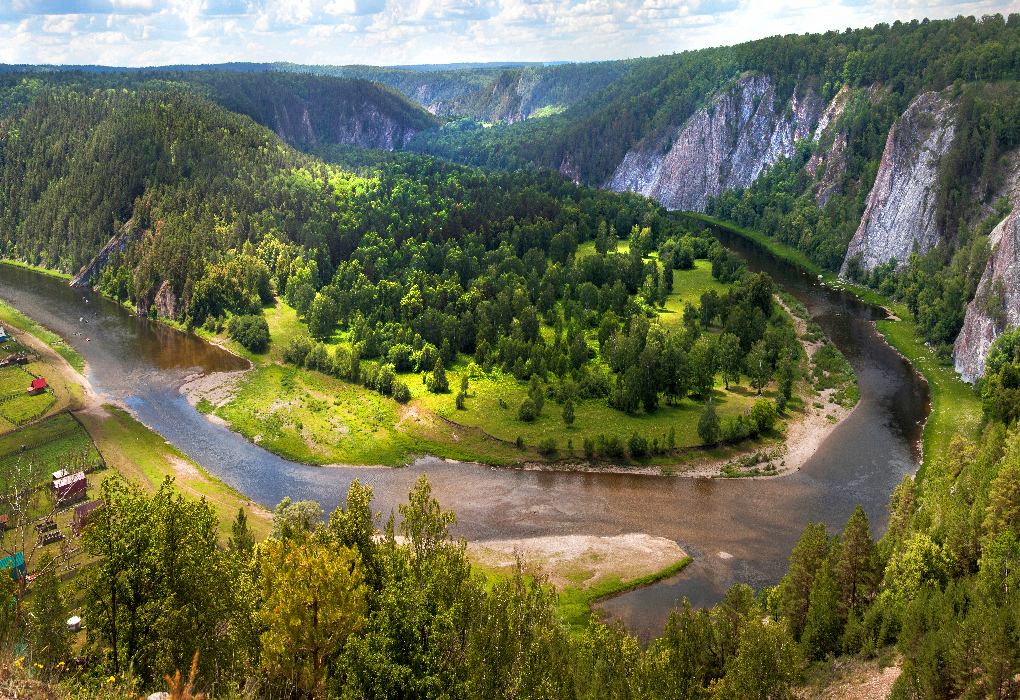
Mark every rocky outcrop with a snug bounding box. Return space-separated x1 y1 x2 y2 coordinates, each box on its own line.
70 220 134 288
153 280 180 320
954 208 1020 382
605 74 824 212
840 92 956 274
806 86 852 206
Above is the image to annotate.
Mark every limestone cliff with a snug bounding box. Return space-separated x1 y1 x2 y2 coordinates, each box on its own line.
70 220 135 288
840 92 956 274
954 209 1020 382
605 74 824 212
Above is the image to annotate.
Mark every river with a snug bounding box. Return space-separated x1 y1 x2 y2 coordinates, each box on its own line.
0 233 927 639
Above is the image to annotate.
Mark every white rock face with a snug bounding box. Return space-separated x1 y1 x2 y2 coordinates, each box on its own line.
840 92 955 274
605 74 824 212
954 207 1020 383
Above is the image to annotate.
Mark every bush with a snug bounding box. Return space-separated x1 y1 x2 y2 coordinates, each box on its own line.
750 398 778 434
228 314 270 353
583 438 594 459
392 380 411 404
515 436 524 449
455 391 467 410
537 437 557 456
628 432 648 458
518 398 537 422
282 336 312 366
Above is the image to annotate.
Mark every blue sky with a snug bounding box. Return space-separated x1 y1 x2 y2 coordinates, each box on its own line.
0 0 1017 67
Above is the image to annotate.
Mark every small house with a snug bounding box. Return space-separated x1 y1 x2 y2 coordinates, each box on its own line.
0 552 25 581
53 471 87 505
52 469 68 481
72 500 104 535
27 377 47 396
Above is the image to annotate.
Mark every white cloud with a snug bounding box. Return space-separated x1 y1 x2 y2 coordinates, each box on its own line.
0 0 1018 66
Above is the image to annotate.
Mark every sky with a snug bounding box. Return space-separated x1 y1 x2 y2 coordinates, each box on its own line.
0 0 1018 68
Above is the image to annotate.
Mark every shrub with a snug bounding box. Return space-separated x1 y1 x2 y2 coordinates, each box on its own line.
537 437 557 456
515 436 524 449
518 398 537 422
583 438 594 459
392 380 410 404
628 432 648 458
562 399 575 427
750 397 778 434
455 391 466 410
228 314 270 353
282 336 312 366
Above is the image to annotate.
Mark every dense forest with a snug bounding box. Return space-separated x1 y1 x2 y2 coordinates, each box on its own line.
407 15 1020 187
0 69 437 146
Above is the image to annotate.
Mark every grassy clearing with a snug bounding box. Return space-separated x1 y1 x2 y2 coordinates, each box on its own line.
558 557 692 632
78 405 272 544
0 365 32 396
876 318 982 480
657 260 730 331
683 212 824 277
0 299 84 372
196 263 794 467
834 281 981 479
0 391 56 425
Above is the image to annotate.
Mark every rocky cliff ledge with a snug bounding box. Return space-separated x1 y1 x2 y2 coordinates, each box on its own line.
70 220 134 288
840 92 955 275
954 209 1020 383
605 73 824 212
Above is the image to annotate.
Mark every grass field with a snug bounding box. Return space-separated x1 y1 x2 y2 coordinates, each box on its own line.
0 365 32 396
0 413 100 490
0 391 56 425
205 297 788 468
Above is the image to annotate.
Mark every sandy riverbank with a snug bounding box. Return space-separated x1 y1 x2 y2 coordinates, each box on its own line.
468 533 687 592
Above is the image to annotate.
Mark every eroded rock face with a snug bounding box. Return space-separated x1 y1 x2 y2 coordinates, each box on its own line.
605 74 824 212
70 220 135 288
840 92 955 275
954 209 1020 383
154 280 179 320
268 99 418 150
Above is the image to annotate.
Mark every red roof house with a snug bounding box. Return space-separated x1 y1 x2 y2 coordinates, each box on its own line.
27 377 47 396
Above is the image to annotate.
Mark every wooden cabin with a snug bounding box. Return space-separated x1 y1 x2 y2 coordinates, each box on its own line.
27 377 47 396
72 500 104 535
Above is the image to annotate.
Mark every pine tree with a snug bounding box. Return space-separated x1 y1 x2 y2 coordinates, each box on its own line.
228 507 256 557
562 399 575 427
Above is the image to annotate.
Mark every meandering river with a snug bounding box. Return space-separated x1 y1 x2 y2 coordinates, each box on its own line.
0 233 928 639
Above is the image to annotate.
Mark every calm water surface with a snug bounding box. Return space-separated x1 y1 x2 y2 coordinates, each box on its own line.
0 236 928 639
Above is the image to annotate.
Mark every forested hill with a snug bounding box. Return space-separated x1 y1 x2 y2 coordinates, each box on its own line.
0 70 439 150
407 14 1020 375
427 61 636 123
407 15 1020 187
